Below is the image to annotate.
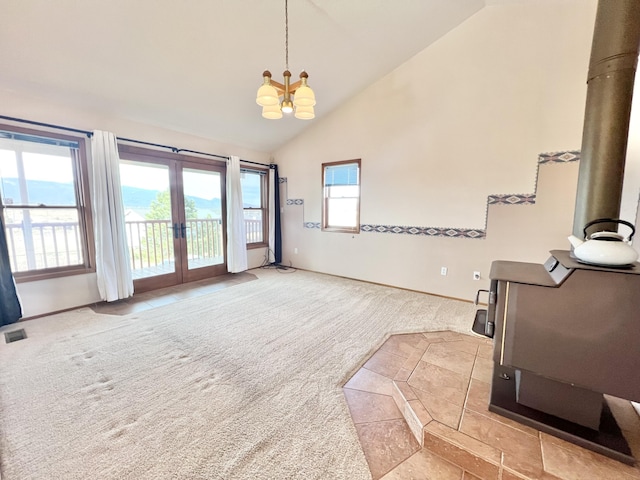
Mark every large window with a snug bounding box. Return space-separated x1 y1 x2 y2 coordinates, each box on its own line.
0 127 93 280
322 159 361 233
240 168 268 247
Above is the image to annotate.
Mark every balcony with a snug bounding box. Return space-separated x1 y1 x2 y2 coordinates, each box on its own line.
4 218 263 278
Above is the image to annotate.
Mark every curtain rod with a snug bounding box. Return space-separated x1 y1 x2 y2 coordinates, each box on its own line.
170 148 271 168
0 114 92 137
0 115 273 168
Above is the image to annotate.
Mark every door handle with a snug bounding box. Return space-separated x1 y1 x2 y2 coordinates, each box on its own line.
172 223 179 239
181 223 187 238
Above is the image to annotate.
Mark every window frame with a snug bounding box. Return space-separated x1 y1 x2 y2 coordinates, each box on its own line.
240 166 269 249
0 124 95 282
322 159 361 234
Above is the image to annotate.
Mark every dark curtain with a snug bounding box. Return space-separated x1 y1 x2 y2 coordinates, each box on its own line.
0 216 22 326
271 164 282 264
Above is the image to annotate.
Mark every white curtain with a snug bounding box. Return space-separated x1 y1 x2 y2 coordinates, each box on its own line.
268 168 276 264
226 155 248 273
91 130 134 301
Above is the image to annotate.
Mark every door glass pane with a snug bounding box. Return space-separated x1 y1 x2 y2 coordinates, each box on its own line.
182 168 223 270
120 160 174 280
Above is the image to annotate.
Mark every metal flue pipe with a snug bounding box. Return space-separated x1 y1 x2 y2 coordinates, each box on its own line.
573 0 640 237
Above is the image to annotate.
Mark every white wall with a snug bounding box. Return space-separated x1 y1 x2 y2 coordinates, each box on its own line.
622 72 640 235
0 90 271 318
274 0 599 301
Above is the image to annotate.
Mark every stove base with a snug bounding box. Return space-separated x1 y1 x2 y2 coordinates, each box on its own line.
489 365 635 465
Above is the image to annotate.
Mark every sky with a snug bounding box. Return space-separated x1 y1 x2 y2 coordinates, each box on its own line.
120 160 221 200
0 147 258 204
0 149 73 184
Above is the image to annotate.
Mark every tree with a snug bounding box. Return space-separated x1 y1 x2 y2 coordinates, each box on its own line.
138 190 221 267
145 190 198 220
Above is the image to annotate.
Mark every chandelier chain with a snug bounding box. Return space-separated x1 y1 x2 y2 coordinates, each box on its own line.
285 0 289 70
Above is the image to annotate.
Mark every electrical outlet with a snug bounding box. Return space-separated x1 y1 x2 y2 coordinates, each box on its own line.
473 271 481 280
294 248 298 254
441 267 448 276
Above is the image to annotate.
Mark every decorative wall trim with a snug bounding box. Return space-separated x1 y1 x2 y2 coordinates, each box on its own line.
281 151 580 238
538 150 580 164
361 225 486 238
487 194 537 205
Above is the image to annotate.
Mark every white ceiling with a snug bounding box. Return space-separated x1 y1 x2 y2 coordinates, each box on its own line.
0 0 514 153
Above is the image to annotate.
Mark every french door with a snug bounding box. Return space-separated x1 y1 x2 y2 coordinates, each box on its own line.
118 147 227 292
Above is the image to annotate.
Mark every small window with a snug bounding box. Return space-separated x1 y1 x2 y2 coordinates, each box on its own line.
240 168 268 247
322 159 361 233
0 127 94 280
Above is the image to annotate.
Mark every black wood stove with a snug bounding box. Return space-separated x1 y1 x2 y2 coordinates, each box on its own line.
473 250 640 464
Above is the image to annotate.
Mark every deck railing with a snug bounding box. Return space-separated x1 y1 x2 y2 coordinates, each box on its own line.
4 221 83 272
4 218 263 274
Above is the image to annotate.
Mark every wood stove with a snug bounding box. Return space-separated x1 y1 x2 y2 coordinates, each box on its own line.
474 250 640 464
469 0 640 466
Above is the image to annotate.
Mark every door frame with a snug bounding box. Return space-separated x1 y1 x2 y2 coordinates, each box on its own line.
178 160 227 283
118 145 227 293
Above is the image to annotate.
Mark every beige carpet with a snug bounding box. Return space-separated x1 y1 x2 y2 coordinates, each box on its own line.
0 268 476 479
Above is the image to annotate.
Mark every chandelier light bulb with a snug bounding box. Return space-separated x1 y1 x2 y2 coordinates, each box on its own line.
256 71 279 107
281 99 294 114
294 105 315 120
293 72 315 107
262 103 283 119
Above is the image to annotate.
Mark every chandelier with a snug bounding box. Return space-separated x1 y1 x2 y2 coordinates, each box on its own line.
256 0 316 120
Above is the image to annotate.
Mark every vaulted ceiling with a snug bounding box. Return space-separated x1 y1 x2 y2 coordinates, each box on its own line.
1 1 526 152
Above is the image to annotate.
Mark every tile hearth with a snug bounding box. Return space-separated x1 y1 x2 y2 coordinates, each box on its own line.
343 331 640 480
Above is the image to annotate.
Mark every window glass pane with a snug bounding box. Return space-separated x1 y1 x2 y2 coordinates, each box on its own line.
0 145 77 207
244 210 263 243
322 159 361 232
324 163 359 186
240 169 266 245
327 185 359 198
241 171 262 208
0 128 90 277
327 198 358 228
3 208 83 272
0 130 79 149
0 149 18 204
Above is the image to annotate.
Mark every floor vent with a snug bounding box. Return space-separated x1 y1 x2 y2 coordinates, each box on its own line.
5 329 27 343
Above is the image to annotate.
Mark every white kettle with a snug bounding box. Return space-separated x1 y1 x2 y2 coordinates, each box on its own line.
568 218 638 267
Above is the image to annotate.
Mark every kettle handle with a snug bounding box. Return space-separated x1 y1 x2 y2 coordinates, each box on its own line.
583 218 636 241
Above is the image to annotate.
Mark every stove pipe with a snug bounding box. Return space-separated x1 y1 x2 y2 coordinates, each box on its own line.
572 0 640 237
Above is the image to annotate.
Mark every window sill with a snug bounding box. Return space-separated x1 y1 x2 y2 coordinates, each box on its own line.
247 242 268 250
321 227 360 234
13 266 96 284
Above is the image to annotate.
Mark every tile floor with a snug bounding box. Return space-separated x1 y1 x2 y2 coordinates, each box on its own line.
89 271 257 315
343 331 640 480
